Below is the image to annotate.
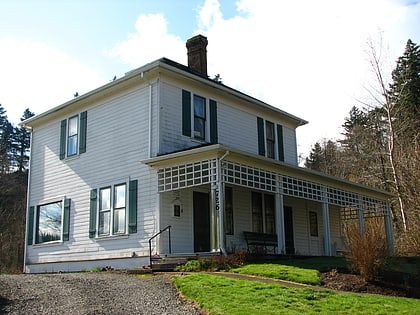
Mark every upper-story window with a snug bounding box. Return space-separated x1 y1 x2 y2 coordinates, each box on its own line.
257 117 284 161
182 89 218 144
265 121 275 159
67 116 79 156
194 95 206 140
60 111 87 160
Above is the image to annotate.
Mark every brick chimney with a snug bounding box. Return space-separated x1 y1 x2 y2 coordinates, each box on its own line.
186 35 208 77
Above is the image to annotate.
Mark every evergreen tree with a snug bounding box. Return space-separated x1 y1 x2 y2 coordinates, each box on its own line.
12 108 35 172
0 104 13 173
388 39 420 142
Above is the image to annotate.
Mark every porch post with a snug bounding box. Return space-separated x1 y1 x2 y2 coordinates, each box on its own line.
322 186 332 256
276 175 286 254
357 196 365 234
384 202 394 254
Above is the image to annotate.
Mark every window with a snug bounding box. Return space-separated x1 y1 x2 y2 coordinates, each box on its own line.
257 117 284 161
27 198 71 245
98 184 126 236
67 116 78 156
60 111 87 159
252 192 275 234
225 187 233 235
182 89 218 143
36 201 63 243
309 211 318 237
89 180 138 238
194 95 206 140
266 121 275 159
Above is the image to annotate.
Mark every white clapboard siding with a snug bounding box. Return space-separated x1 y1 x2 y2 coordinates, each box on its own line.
158 79 300 165
27 83 159 267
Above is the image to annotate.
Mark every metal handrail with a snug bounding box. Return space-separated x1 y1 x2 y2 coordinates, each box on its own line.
148 225 172 268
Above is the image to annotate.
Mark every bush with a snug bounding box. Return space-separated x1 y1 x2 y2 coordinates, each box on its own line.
175 251 250 272
343 217 389 282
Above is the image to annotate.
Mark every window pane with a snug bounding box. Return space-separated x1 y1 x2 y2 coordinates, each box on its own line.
67 135 78 156
266 121 275 158
99 188 111 210
99 211 110 235
309 211 318 237
113 209 126 234
225 187 233 235
114 184 126 208
67 116 78 156
37 201 62 243
264 194 275 235
194 96 205 118
251 192 263 233
194 117 205 139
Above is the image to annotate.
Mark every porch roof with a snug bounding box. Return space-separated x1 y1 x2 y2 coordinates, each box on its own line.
141 144 394 201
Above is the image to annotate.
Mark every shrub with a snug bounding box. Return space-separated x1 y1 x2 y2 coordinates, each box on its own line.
343 217 389 282
175 251 250 272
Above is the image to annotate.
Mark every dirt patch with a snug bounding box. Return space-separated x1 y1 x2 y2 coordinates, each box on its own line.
321 269 420 298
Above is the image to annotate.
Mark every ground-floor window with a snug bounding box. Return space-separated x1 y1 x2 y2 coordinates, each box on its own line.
36 201 63 243
251 192 275 234
225 187 233 235
98 183 127 236
309 211 318 237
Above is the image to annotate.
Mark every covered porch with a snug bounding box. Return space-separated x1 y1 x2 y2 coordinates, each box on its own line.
143 144 394 257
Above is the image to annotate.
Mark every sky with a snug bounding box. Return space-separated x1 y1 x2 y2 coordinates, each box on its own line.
1 0 419 160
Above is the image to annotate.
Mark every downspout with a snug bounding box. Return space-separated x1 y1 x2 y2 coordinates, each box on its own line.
23 128 33 273
218 150 230 256
148 83 152 158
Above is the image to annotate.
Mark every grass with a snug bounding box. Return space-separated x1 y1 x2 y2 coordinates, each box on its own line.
174 273 420 315
232 263 321 285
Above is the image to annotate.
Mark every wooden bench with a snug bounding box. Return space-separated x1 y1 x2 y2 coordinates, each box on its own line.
243 231 278 254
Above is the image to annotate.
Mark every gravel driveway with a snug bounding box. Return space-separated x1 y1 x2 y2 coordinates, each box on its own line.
0 272 203 314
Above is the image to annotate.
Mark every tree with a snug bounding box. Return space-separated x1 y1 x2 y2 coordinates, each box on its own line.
0 104 13 173
12 108 35 172
305 140 346 178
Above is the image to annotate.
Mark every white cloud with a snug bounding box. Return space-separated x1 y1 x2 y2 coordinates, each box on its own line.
107 13 185 67
107 0 420 159
0 38 104 124
194 0 420 157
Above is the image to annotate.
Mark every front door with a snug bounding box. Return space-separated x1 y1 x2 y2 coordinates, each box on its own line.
193 191 210 252
284 206 295 254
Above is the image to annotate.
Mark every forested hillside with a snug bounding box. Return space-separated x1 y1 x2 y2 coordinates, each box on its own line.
305 39 419 255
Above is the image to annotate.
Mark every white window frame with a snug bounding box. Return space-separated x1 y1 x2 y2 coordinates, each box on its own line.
97 183 127 237
67 115 79 157
35 198 64 245
191 94 210 142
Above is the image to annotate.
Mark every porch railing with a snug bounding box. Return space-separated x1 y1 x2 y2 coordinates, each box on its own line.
148 225 172 268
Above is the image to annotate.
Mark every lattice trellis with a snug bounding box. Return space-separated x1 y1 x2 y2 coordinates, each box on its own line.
156 158 389 217
157 159 217 192
222 160 277 192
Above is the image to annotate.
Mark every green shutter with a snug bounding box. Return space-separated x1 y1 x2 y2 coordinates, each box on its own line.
59 119 67 159
182 90 191 136
209 99 218 144
89 189 97 238
63 198 71 241
128 180 138 234
27 206 35 245
277 124 285 162
79 111 87 154
257 117 265 156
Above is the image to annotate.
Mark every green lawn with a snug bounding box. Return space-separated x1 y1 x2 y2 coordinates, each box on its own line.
174 273 420 315
232 263 321 285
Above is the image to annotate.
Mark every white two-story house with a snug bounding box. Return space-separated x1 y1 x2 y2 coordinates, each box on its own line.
22 35 394 273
